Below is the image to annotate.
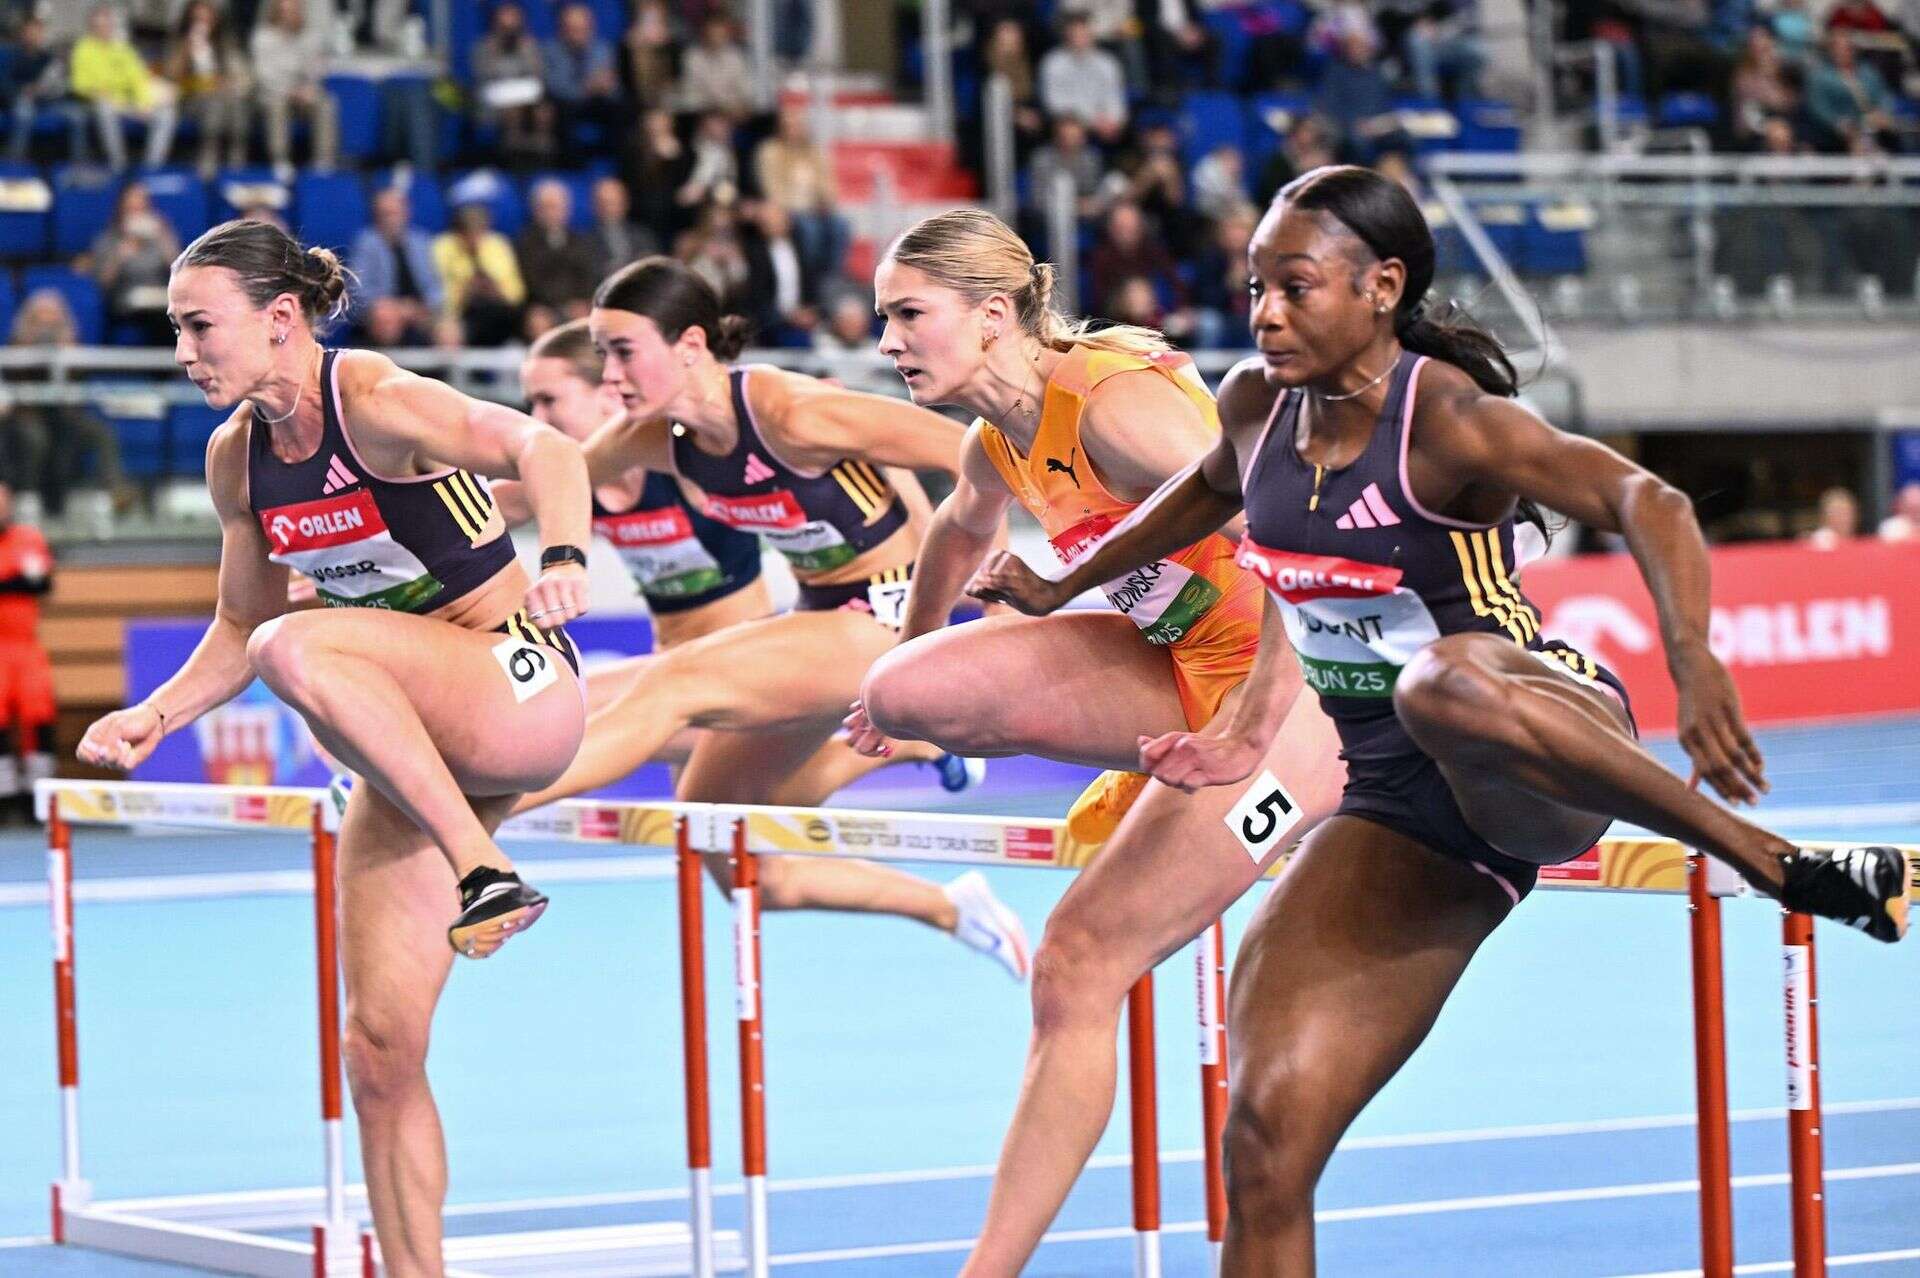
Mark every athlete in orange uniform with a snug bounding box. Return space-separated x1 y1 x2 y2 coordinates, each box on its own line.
842 209 1345 1274
0 483 55 820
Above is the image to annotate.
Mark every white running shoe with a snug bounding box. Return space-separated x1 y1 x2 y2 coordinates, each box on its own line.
945 870 1031 982
326 772 354 831
932 752 988 793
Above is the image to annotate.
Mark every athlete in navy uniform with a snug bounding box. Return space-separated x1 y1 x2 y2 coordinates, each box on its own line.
967 165 1908 1276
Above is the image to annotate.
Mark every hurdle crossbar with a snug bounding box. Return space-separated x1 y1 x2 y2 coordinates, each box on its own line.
37 780 1920 1278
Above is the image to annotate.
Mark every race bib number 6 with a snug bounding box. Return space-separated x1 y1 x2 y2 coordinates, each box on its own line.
1224 770 1299 862
491 635 559 704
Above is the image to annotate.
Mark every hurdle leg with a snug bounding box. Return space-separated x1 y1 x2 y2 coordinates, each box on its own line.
310 802 355 1275
48 793 92 1236
1127 974 1162 1278
1686 853 1734 1278
1783 910 1827 1278
678 816 717 1278
732 819 770 1278
1196 920 1228 1276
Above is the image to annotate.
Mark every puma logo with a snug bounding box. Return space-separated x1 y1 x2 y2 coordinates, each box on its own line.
1045 448 1080 488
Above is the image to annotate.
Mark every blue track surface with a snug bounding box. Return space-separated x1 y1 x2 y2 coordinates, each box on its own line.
3 716 1918 1275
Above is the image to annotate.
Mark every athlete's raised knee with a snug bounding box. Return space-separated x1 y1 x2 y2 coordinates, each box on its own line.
246 613 328 702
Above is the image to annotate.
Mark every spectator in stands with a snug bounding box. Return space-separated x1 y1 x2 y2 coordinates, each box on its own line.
250 0 337 179
1826 0 1898 35
753 101 848 280
622 0 680 109
982 18 1046 155
1402 0 1485 104
163 0 249 179
674 199 751 312
582 175 660 280
1105 121 1197 255
0 480 54 825
1256 112 1338 204
677 13 755 117
71 4 177 170
4 16 81 163
1057 0 1147 94
1143 0 1219 96
620 107 695 242
1805 485 1861 548
89 180 179 346
743 200 818 346
516 179 601 327
432 184 526 348
679 109 742 213
542 2 623 146
1808 28 1899 153
5 291 132 517
1107 273 1165 329
1086 200 1185 322
1767 0 1821 62
1730 25 1795 150
1191 140 1249 222
1314 27 1411 164
348 186 442 347
1877 481 1920 540
812 289 877 354
473 1 555 168
1025 114 1105 221
1186 199 1260 349
1039 12 1128 144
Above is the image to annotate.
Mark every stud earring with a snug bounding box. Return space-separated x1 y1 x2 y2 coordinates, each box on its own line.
981 329 998 351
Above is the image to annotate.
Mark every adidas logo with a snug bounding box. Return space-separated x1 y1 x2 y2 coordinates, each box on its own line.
742 453 776 485
320 454 358 495
1334 482 1401 530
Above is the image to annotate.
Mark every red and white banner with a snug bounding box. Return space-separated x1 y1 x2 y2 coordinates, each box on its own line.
1524 538 1920 733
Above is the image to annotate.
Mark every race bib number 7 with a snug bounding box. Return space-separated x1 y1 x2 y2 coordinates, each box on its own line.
1224 770 1299 862
866 579 911 629
492 635 559 704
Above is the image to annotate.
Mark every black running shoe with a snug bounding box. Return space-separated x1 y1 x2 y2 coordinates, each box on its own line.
448 866 549 958
1778 846 1910 943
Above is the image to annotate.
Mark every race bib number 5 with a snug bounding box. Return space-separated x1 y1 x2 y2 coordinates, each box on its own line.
491 635 559 704
1224 770 1299 862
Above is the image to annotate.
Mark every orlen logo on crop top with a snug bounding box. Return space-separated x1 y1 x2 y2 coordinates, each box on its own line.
1235 542 1403 602
596 507 694 545
262 490 384 551
704 489 806 530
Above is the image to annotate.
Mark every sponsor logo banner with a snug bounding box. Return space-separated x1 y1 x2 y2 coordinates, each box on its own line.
1527 539 1920 731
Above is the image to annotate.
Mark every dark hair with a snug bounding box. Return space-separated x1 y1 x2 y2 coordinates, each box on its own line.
1276 165 1549 536
526 317 601 385
173 218 351 330
592 255 752 360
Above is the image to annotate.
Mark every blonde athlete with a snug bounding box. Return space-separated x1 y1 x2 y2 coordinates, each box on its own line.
77 220 591 1277
841 209 1346 1275
503 318 978 798
516 258 1030 979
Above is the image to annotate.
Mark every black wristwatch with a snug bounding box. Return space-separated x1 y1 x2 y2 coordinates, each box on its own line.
539 544 587 572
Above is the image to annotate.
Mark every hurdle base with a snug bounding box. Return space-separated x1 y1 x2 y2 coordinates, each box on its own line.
59 1201 362 1277
365 1221 747 1277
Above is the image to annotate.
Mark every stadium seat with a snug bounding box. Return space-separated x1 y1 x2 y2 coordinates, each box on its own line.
1657 91 1720 129
1471 201 1528 267
372 169 448 233
0 162 51 261
51 165 122 257
1179 90 1250 170
0 271 17 339
1519 201 1593 276
211 167 293 225
1457 99 1523 153
140 168 212 242
524 170 598 230
325 74 383 162
445 169 525 236
1245 92 1311 170
294 171 370 253
21 266 104 344
166 401 227 475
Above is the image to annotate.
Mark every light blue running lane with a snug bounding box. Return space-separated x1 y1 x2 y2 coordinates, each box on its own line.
2 716 1917 1275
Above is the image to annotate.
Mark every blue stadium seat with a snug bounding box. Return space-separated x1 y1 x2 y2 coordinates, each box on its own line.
1178 91 1250 170
167 401 227 475
1519 201 1593 276
1200 11 1253 89
51 166 122 257
141 168 212 242
370 169 448 233
113 414 169 479
1457 99 1523 153
0 162 51 260
325 74 383 161
445 169 525 237
0 272 16 340
294 171 370 253
1657 91 1720 129
211 167 293 225
523 170 598 230
1471 201 1528 267
21 267 104 344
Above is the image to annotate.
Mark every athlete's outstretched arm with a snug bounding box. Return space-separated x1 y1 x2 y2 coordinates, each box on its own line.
79 417 286 769
1429 387 1758 803
900 427 1015 641
967 431 1245 616
780 385 968 476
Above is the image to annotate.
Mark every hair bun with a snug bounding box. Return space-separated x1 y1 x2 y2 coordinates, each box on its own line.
304 245 350 324
712 313 754 361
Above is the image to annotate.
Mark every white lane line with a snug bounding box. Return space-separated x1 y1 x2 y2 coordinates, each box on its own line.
760 1164 1920 1269
0 857 671 907
0 1235 52 1249
1606 1244 1920 1276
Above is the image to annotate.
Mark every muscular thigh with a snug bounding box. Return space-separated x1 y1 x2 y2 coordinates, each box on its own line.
266 608 586 796
336 782 519 1031
650 608 899 735
879 611 1190 770
678 722 838 804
